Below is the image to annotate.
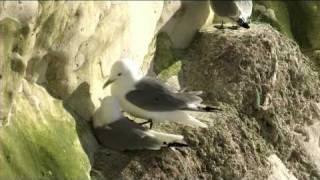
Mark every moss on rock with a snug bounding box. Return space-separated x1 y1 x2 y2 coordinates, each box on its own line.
252 1 320 65
0 82 91 180
286 2 320 51
253 1 293 39
0 11 91 180
153 32 182 80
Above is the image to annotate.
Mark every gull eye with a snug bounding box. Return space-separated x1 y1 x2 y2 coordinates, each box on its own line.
117 73 122 76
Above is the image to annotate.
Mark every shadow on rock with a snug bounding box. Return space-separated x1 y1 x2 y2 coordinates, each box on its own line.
63 82 98 164
92 147 197 180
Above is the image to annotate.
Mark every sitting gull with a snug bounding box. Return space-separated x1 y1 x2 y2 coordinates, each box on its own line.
92 96 187 151
103 59 221 129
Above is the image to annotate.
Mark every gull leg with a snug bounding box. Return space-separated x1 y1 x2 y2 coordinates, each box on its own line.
149 120 153 129
214 20 225 30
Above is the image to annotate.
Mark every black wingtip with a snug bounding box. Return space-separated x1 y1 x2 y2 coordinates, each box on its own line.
241 23 250 29
168 142 189 148
237 18 250 29
203 106 223 112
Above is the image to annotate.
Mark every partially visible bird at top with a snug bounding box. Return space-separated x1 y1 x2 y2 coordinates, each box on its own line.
210 0 253 29
92 96 187 151
103 59 221 129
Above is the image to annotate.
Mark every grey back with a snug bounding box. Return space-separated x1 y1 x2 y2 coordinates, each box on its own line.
125 77 201 112
93 117 163 151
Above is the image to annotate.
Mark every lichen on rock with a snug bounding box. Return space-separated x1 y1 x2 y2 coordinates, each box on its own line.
153 32 182 81
0 81 91 180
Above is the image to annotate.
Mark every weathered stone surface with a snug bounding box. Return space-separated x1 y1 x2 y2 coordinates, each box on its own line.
0 1 183 179
267 154 298 180
161 1 214 49
0 80 91 180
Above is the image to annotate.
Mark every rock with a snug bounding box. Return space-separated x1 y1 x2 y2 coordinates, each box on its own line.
161 1 214 49
0 1 178 106
0 2 183 179
252 2 320 64
1 1 320 180
286 2 320 51
252 1 293 39
92 24 320 180
0 80 91 180
267 154 298 180
153 32 182 80
181 24 320 179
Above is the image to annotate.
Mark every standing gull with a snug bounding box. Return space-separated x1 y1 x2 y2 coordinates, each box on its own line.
103 59 221 128
210 0 253 29
92 96 187 151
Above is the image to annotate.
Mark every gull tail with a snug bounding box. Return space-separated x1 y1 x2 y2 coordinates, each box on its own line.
185 104 222 112
177 91 222 112
174 113 208 128
165 109 208 128
198 105 222 112
146 130 188 149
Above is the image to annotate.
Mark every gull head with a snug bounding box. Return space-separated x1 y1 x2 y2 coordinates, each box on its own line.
103 59 141 88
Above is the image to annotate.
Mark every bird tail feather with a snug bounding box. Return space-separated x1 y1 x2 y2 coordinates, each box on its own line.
147 130 188 147
198 105 222 112
184 114 208 128
185 104 222 112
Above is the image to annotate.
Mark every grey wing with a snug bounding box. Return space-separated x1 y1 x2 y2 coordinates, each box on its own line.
235 0 252 19
126 77 201 112
94 117 162 151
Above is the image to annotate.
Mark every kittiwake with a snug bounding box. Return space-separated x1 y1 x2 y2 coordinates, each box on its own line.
103 59 221 129
210 0 253 29
92 96 187 151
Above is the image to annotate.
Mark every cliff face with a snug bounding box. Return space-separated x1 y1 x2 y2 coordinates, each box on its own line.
0 1 184 179
0 1 319 180
253 1 320 65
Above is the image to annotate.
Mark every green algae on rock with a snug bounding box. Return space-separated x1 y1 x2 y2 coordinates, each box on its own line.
153 32 183 81
0 7 91 179
252 1 320 65
0 81 91 180
253 1 293 39
153 33 179 74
